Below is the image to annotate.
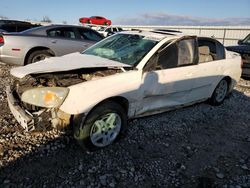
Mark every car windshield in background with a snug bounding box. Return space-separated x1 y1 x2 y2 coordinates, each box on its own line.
242 34 250 44
83 33 158 66
20 26 44 34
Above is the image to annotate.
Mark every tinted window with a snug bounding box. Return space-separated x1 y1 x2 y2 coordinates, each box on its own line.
0 20 38 32
78 28 103 41
1 24 32 32
47 28 76 39
216 41 226 60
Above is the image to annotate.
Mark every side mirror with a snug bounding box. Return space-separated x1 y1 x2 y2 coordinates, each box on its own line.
238 40 243 45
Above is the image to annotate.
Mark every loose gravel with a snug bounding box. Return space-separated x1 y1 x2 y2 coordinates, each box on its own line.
0 63 250 187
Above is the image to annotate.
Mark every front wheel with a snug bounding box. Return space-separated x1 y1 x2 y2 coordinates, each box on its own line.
209 78 229 106
73 101 127 151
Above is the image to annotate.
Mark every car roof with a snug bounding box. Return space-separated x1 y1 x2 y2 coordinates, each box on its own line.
120 30 185 41
20 24 92 36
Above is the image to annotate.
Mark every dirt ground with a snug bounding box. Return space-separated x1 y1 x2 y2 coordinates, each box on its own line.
0 63 250 188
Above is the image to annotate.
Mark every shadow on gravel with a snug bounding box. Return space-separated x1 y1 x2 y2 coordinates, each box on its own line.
0 90 250 187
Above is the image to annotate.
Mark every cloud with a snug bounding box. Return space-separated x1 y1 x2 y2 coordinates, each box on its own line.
114 13 250 26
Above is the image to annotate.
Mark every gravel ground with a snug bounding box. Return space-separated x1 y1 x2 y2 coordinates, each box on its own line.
0 63 250 188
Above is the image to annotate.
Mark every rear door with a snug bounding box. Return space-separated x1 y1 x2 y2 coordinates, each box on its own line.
46 27 89 56
191 37 227 100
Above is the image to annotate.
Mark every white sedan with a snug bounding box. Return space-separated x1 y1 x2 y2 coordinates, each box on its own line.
7 30 242 150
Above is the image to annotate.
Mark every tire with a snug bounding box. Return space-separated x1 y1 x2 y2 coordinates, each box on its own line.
26 50 52 64
73 101 128 151
209 78 229 106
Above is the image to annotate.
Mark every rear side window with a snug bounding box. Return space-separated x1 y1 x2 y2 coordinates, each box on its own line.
216 41 226 60
198 38 225 63
78 28 103 42
47 28 76 39
0 20 36 32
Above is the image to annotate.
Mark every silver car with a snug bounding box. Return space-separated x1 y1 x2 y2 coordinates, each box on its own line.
0 25 104 65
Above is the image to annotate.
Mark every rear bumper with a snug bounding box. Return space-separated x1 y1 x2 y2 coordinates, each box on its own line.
6 86 35 131
0 54 24 65
0 46 24 65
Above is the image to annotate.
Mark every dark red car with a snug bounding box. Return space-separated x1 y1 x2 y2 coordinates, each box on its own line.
79 16 111 25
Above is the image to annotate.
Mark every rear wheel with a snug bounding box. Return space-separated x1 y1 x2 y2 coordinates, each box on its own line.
73 101 127 151
209 78 229 106
26 50 52 64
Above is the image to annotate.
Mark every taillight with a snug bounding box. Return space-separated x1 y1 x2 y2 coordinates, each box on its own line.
0 36 4 44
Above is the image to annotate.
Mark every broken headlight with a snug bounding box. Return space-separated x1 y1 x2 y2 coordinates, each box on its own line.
21 87 69 108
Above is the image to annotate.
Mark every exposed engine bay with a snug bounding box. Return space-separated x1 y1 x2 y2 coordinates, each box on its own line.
10 67 122 131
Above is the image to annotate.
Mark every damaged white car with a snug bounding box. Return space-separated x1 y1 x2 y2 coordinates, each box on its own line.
7 30 242 150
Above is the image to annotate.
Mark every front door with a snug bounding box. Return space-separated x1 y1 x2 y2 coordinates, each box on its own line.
136 37 198 116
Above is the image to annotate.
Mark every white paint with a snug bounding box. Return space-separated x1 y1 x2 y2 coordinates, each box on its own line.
10 32 242 120
60 51 241 117
10 52 131 78
60 70 142 116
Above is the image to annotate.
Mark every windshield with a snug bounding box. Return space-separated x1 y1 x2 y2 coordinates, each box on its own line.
242 34 250 44
83 33 158 66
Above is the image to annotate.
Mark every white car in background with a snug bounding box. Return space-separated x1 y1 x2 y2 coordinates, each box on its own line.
7 30 241 151
97 26 123 37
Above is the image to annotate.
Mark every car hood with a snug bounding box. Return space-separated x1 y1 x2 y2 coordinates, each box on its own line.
11 52 131 78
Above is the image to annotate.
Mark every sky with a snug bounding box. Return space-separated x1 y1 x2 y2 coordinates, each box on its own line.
0 0 250 25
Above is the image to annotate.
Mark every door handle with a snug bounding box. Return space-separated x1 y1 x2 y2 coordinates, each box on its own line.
51 40 57 44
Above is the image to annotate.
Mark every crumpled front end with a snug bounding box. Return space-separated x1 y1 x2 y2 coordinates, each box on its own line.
6 79 71 131
7 67 122 131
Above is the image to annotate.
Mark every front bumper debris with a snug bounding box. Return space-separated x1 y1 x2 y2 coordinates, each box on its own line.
6 86 35 131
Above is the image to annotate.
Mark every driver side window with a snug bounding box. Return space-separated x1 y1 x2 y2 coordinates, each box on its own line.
144 38 197 71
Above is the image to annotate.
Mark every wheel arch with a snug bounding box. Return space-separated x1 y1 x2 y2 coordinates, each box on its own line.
74 96 129 126
24 47 55 65
88 96 129 116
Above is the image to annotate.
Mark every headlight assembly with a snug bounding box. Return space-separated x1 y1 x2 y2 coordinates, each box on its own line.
21 87 69 108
